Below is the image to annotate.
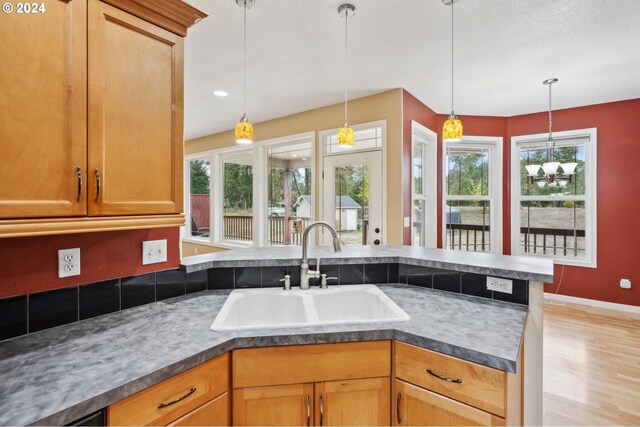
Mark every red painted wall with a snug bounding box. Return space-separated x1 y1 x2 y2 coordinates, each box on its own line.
403 91 640 306
402 90 438 245
508 99 640 306
0 228 181 299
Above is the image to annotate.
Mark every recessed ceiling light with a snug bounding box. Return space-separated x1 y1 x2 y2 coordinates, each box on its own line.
213 90 228 97
302 158 307 161
292 154 298 157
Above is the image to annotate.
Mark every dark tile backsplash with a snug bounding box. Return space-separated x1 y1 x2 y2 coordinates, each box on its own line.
156 270 186 301
0 296 27 341
29 287 78 333
79 279 120 321
121 273 156 309
186 270 207 294
0 262 529 343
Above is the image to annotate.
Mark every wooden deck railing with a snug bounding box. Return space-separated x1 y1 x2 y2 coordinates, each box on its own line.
223 215 311 245
445 223 585 255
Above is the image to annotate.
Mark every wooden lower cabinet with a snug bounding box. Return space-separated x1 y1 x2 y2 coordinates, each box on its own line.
394 380 505 427
315 378 390 426
233 383 314 426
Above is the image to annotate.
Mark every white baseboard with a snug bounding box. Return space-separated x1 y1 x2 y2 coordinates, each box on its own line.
544 292 640 314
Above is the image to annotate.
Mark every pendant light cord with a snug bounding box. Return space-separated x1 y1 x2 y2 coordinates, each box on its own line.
450 0 455 115
243 2 247 116
344 9 349 127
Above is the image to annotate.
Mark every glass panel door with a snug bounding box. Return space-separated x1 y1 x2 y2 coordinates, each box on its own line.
323 151 382 246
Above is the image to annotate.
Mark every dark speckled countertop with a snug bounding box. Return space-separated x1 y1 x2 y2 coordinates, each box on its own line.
0 284 527 426
181 245 554 283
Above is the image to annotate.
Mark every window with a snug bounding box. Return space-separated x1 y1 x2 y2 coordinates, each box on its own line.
183 133 315 248
266 139 313 246
323 124 383 154
411 121 437 248
511 128 597 267
443 137 502 253
221 149 254 244
185 156 212 242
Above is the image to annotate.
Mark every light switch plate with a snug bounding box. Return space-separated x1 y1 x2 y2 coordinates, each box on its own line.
142 239 167 265
403 217 410 227
58 248 81 278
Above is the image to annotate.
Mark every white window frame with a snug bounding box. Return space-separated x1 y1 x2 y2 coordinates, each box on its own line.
183 153 214 245
442 136 503 254
411 121 437 248
318 120 387 245
182 132 315 249
510 128 597 267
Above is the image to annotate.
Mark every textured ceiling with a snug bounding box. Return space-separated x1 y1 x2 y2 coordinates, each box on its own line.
184 0 640 140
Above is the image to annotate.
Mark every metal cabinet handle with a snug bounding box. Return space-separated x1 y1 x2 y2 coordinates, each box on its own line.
396 392 402 424
427 369 462 383
76 167 82 202
305 394 310 427
319 394 324 427
94 168 101 203
157 387 196 409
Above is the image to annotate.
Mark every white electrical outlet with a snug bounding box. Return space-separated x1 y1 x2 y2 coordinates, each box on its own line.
486 276 513 294
58 248 81 278
142 239 167 265
620 278 632 289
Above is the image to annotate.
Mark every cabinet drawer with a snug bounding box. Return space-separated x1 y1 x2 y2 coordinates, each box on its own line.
395 341 506 417
233 341 390 388
108 353 228 426
169 392 228 427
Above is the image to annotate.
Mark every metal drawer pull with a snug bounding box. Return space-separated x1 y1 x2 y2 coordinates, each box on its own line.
319 394 324 426
94 169 101 204
396 392 402 423
76 167 82 202
427 369 462 383
157 387 196 409
305 394 310 426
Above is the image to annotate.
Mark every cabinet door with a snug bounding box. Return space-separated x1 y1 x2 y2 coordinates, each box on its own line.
233 383 313 426
394 380 504 427
88 0 183 216
170 392 228 427
315 377 390 426
0 0 87 218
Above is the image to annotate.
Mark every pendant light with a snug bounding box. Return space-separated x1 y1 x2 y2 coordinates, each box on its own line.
442 0 463 142
525 78 578 187
337 4 355 147
234 0 254 144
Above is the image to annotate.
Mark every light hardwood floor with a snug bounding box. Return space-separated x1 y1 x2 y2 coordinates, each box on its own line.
543 301 640 425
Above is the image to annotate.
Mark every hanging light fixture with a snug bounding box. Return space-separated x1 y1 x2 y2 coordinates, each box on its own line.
234 0 255 144
442 0 463 142
337 4 355 147
525 78 578 188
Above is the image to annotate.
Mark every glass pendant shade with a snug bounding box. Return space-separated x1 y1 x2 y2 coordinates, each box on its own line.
525 164 541 177
235 115 254 144
560 162 578 175
337 126 355 146
443 113 463 142
536 181 546 189
542 162 560 176
558 180 568 188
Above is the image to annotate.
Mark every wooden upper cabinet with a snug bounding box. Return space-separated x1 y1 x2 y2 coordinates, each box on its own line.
0 0 205 236
0 0 87 218
88 0 183 215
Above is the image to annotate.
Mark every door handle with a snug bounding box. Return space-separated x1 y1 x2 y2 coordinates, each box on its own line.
76 167 82 202
319 394 324 426
305 394 310 427
396 392 402 424
94 168 101 204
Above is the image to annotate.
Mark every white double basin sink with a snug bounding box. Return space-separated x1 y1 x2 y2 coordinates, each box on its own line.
210 285 410 331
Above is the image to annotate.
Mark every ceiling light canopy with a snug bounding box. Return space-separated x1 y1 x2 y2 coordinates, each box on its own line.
442 0 463 143
337 3 355 147
235 0 255 144
525 78 578 187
